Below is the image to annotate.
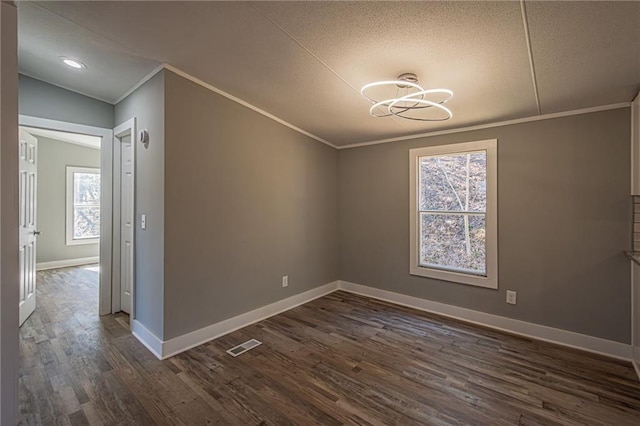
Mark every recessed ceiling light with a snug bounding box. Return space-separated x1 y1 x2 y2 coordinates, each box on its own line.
60 57 86 70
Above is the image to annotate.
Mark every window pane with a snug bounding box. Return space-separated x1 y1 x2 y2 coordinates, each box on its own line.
74 172 100 205
419 213 486 275
73 206 100 239
419 151 486 212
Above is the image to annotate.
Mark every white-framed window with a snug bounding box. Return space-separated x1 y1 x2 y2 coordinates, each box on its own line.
409 139 498 289
66 166 101 245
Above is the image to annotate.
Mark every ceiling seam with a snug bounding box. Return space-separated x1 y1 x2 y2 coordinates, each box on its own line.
32 1 405 132
520 0 542 115
250 4 408 130
23 3 338 147
250 5 360 95
31 2 156 64
27 2 162 104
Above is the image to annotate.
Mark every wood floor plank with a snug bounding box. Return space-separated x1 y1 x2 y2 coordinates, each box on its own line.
19 266 640 425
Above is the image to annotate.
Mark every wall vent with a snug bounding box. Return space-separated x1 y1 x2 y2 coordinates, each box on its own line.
226 339 262 357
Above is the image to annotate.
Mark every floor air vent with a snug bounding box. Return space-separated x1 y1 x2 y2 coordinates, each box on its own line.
226 339 262 357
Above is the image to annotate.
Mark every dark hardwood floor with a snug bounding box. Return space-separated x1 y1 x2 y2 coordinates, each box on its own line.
19 266 640 425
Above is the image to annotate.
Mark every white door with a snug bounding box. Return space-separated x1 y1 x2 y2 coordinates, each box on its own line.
19 129 38 326
120 135 134 314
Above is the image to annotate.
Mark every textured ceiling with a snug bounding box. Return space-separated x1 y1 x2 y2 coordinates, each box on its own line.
17 1 640 147
18 2 159 104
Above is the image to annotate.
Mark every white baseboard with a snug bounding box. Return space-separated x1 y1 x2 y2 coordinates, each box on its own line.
131 320 163 360
132 278 632 363
338 281 632 361
150 281 340 359
36 256 99 271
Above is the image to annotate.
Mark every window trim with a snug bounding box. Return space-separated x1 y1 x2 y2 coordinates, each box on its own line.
409 139 498 289
66 166 101 246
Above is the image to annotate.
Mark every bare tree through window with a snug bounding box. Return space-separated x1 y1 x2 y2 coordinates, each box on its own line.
72 171 100 239
418 151 486 275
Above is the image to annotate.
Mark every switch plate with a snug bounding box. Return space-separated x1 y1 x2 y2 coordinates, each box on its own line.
282 275 288 288
141 214 146 230
506 290 517 305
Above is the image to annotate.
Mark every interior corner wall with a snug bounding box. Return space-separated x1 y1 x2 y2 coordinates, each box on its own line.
36 137 100 264
338 108 632 344
114 70 165 339
163 70 339 340
18 74 114 129
0 2 19 424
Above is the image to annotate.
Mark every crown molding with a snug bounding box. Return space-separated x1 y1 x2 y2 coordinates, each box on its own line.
117 65 631 151
113 63 165 105
338 102 632 149
162 64 337 149
115 63 336 148
19 70 114 104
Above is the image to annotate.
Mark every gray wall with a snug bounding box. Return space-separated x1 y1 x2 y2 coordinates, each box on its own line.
19 74 114 128
115 71 165 339
163 70 339 340
36 136 100 264
23 66 629 348
1 3 19 424
339 108 632 344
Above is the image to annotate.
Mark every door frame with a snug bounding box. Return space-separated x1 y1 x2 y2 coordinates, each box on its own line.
18 115 114 315
112 118 136 320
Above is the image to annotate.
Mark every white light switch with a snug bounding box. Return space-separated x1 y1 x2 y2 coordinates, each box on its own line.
141 214 146 230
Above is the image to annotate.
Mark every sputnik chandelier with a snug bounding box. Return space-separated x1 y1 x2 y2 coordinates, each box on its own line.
360 73 453 121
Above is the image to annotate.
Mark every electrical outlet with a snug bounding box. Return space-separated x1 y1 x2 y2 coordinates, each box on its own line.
506 290 517 305
282 275 288 288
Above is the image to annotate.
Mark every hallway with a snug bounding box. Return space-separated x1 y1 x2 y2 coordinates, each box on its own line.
18 266 152 424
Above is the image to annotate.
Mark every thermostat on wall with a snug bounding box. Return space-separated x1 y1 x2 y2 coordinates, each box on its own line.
138 129 149 145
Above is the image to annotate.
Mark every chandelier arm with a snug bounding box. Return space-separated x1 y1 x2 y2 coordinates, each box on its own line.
395 89 453 107
370 96 426 117
361 80 424 104
387 98 453 121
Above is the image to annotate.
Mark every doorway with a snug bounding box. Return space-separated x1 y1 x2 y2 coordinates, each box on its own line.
112 118 136 316
19 126 103 325
18 114 134 321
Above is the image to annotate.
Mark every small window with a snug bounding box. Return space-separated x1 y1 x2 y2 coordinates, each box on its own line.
66 167 100 245
409 140 497 289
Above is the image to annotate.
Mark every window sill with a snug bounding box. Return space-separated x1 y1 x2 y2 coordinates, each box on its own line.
66 238 100 246
410 265 497 289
